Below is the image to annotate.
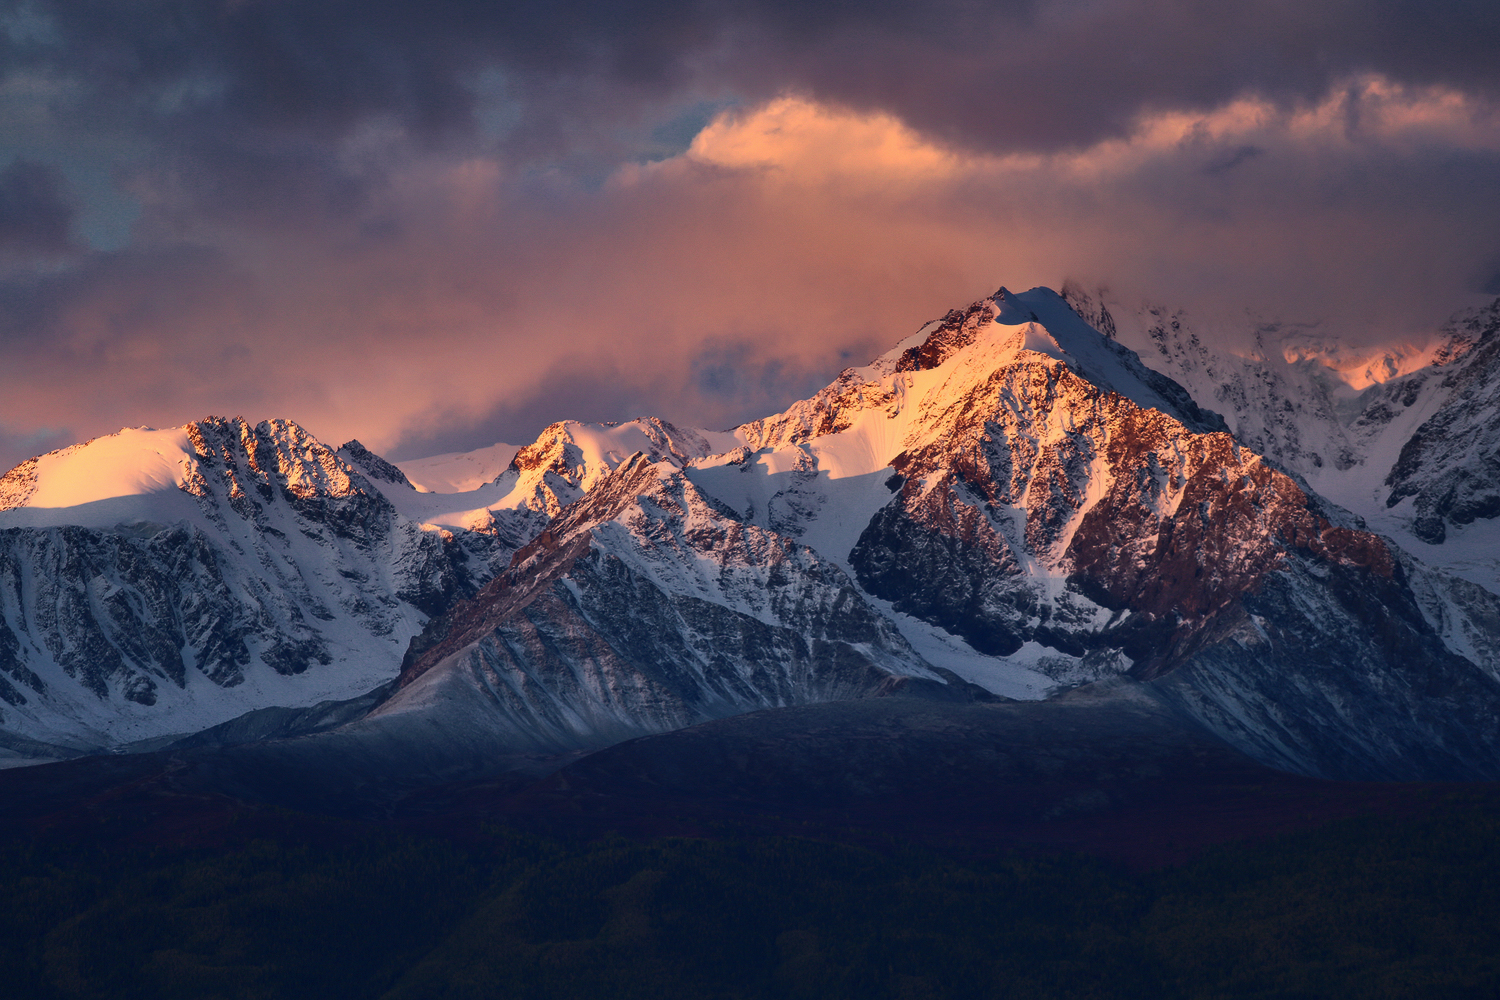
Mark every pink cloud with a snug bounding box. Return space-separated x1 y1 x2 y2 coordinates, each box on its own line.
1 79 1498 470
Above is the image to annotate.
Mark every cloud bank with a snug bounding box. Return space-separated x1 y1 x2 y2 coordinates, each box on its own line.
0 1 1498 467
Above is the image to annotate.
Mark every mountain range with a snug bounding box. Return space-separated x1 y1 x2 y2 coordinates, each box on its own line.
3 285 1500 784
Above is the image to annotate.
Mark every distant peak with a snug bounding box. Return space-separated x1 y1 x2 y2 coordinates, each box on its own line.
337 440 414 489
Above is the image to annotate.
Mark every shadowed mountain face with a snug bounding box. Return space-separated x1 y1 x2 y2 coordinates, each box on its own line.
2 286 1500 785
1076 285 1500 572
1382 303 1500 542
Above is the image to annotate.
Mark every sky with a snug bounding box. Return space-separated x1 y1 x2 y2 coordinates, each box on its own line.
2 0 1500 469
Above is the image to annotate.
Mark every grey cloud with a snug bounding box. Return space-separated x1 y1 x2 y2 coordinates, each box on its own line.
3 0 1498 236
1204 146 1265 175
0 158 75 256
0 423 69 477
689 339 866 422
10 1 1500 161
386 356 664 460
0 242 250 344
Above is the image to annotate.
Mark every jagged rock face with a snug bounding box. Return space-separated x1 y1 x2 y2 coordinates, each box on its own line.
851 483 1037 658
377 286 1500 778
379 454 946 751
0 417 502 749
0 411 747 751
0 523 294 707
720 288 1500 777
336 439 414 489
502 417 720 516
180 417 472 617
7 284 1500 783
849 366 1392 671
1080 294 1361 476
1384 303 1500 542
1151 555 1500 780
1083 286 1500 560
384 547 918 752
821 297 1500 777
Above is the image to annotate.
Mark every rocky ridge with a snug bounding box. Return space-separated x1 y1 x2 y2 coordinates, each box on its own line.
0 418 507 751
373 287 1500 778
1061 284 1500 567
3 287 1500 781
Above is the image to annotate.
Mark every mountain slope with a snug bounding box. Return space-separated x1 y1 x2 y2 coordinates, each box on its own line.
1065 284 1500 592
0 410 754 754
4 285 1500 781
1381 301 1500 542
380 286 1500 778
0 418 504 751
370 451 964 754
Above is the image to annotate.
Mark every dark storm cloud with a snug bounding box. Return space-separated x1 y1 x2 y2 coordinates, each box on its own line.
0 158 75 256
811 0 1500 151
9 0 727 149
5 0 1499 239
10 0 1500 162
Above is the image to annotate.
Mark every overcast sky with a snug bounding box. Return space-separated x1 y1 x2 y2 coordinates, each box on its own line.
2 0 1499 467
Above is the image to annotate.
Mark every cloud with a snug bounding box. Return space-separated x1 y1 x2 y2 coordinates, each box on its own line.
0 79 1495 469
0 157 75 258
658 85 1500 341
8 0 1500 198
0 421 69 477
3 0 1500 465
1203 145 1264 175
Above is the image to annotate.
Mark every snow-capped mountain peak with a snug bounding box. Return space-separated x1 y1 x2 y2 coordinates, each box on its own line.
0 416 507 751
368 283 1500 779
504 417 731 513
1276 334 1464 391
6 283 1500 784
0 425 199 515
391 443 519 494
